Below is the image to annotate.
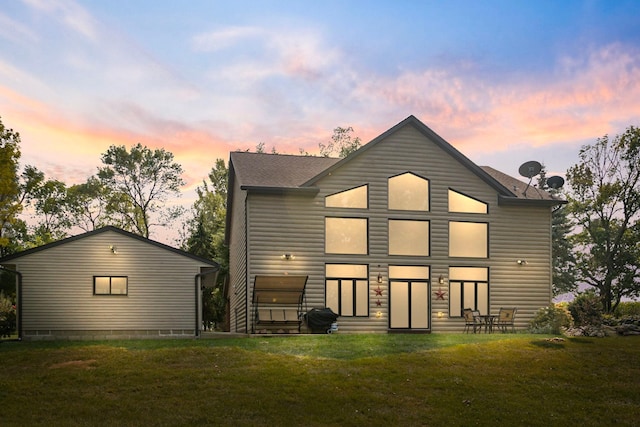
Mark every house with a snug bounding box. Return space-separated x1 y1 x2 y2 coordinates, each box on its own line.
0 226 219 340
226 115 563 333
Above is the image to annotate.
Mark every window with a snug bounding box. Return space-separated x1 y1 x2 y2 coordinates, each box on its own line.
94 276 128 295
389 219 429 256
449 221 488 258
448 189 488 214
325 264 368 317
449 267 489 317
325 185 368 209
325 217 368 254
388 172 429 211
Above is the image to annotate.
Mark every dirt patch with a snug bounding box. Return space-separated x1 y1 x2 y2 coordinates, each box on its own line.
49 359 97 370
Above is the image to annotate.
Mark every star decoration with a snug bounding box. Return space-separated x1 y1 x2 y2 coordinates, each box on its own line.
376 299 382 306
374 286 383 296
434 289 447 300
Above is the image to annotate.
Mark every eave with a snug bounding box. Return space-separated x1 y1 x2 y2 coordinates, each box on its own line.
240 186 320 196
497 195 567 207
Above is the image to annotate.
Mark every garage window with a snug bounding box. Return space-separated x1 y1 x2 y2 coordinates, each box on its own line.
94 276 128 295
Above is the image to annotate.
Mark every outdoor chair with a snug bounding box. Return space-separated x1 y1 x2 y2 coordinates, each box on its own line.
463 308 483 333
494 307 517 333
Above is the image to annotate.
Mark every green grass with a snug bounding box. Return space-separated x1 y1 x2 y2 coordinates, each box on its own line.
1 334 638 426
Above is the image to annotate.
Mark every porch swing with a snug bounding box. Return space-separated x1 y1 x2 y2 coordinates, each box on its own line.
252 275 308 333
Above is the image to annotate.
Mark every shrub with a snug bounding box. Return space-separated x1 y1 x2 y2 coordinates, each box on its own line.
0 291 16 338
528 303 573 334
568 291 603 327
614 301 640 317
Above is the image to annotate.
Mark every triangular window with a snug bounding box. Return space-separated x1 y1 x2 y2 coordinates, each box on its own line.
325 184 368 209
448 189 488 214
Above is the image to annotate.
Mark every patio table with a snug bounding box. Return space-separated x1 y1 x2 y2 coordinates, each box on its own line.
478 314 498 333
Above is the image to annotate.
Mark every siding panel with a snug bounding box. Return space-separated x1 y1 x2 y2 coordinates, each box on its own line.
13 230 212 339
238 124 554 333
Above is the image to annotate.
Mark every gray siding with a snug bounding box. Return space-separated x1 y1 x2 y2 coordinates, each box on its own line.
238 125 552 333
13 230 209 339
228 175 248 333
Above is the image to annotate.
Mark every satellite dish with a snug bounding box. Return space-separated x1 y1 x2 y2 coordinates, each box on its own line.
518 160 542 178
546 176 565 189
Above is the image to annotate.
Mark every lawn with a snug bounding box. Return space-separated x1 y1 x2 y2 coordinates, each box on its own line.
0 334 638 426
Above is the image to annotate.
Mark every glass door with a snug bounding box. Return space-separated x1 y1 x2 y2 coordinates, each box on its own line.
389 280 430 330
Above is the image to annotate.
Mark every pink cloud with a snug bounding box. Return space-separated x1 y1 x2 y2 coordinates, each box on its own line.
345 43 640 157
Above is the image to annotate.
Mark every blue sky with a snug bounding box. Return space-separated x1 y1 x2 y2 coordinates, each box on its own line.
1 0 640 240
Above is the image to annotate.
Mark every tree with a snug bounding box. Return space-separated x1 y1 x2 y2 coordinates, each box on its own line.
0 118 44 256
0 117 22 255
319 126 362 158
66 176 114 232
566 126 640 312
30 178 70 244
536 165 576 296
97 143 185 238
182 158 229 329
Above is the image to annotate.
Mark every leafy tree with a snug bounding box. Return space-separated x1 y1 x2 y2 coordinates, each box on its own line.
97 143 185 238
566 126 640 313
182 158 229 329
0 118 22 255
319 126 362 158
0 118 44 256
536 165 576 296
30 178 70 243
66 176 114 232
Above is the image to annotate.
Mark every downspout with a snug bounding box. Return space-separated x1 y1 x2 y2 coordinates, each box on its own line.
0 266 22 341
194 267 220 338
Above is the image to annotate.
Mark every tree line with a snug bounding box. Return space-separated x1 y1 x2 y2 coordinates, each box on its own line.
1 115 639 315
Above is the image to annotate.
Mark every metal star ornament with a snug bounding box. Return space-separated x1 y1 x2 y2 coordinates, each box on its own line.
435 289 447 300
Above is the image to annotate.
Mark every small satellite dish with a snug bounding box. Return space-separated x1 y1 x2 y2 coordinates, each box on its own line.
546 176 565 189
518 160 542 178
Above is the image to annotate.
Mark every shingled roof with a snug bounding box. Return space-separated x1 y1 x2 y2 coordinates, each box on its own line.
229 152 339 189
225 117 565 244
480 166 557 201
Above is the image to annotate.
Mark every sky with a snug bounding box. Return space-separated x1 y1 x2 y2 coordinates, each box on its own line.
1 0 640 243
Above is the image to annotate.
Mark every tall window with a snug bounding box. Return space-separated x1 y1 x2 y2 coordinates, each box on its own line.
325 217 368 254
389 219 430 256
389 265 430 329
448 189 488 214
449 221 488 258
448 267 489 317
388 172 429 211
325 264 369 317
325 185 368 209
94 276 128 295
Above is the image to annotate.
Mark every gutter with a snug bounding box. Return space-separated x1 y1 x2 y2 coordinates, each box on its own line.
194 267 220 338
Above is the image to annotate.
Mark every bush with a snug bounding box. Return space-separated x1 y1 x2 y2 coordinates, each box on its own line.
528 303 573 334
614 301 640 317
568 291 603 327
0 291 16 338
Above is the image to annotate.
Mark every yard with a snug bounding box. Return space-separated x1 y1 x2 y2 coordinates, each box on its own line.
1 334 638 426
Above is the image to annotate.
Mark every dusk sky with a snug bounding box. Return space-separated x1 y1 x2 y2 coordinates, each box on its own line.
2 0 640 242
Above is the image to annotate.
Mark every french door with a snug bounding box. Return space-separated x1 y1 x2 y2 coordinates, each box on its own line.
389 280 430 330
